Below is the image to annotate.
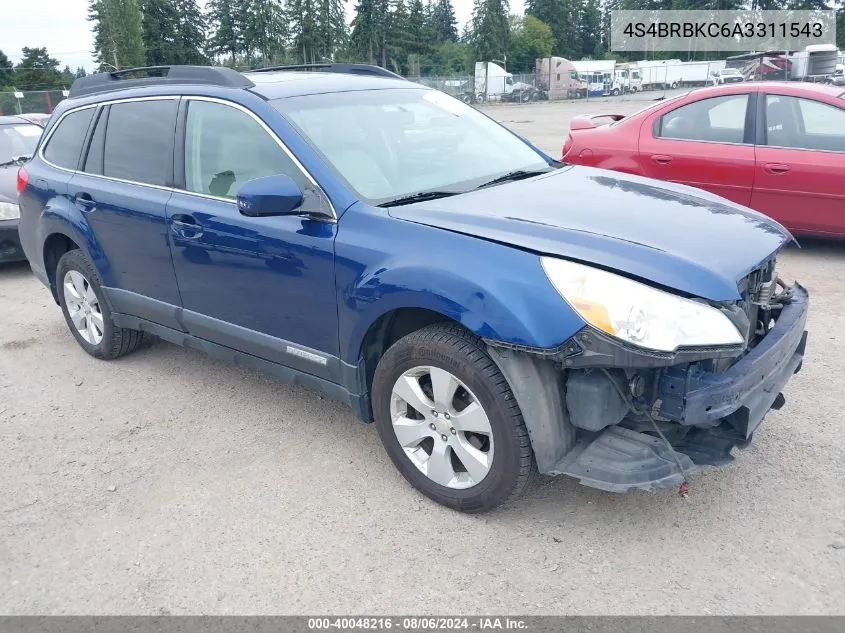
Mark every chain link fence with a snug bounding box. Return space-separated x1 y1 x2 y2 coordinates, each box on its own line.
0 90 68 116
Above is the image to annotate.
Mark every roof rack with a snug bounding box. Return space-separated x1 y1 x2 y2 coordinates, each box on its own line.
68 65 255 98
248 63 405 80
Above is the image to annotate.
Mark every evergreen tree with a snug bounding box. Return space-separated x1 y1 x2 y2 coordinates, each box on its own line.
89 0 147 70
13 48 62 90
289 0 320 63
0 50 12 87
206 0 242 63
577 0 603 58
239 0 286 64
350 0 386 64
470 0 510 62
140 0 179 65
173 0 207 64
430 0 458 43
316 0 348 61
75 67 89 79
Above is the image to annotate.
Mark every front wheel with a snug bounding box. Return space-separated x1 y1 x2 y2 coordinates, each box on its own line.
372 324 534 512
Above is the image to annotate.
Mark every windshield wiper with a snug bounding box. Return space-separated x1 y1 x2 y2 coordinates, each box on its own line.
0 155 31 168
376 190 460 207
476 168 551 190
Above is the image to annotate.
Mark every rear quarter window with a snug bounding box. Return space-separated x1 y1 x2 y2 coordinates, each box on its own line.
42 108 95 170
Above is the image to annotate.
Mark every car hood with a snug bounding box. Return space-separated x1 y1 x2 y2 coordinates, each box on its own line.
388 166 790 301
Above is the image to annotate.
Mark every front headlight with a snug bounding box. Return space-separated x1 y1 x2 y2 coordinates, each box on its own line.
0 202 20 220
541 257 743 352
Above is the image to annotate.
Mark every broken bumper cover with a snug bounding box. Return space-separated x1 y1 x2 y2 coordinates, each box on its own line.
549 284 808 493
658 283 808 437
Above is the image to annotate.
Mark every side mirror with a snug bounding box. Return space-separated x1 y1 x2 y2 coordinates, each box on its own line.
237 174 304 217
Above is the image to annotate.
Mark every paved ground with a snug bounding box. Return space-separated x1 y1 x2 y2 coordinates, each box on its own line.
1 95 844 615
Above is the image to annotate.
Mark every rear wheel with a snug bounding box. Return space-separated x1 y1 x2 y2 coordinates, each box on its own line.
372 324 534 512
56 249 147 360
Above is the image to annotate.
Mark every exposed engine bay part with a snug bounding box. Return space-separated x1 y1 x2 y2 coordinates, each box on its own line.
565 369 628 432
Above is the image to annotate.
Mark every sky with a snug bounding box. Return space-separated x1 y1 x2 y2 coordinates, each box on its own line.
0 0 526 73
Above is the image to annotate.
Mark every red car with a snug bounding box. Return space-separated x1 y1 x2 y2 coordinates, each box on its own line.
563 82 845 237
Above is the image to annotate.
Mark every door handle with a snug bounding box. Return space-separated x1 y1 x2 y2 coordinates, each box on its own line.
764 163 791 175
170 213 203 239
74 192 96 211
651 154 672 165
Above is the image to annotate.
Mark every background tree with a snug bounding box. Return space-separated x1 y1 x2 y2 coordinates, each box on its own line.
429 0 458 43
526 0 579 59
239 0 286 65
206 0 242 63
140 0 179 65
13 48 62 90
508 15 554 72
349 0 386 64
0 50 12 88
172 0 208 64
89 0 147 70
470 0 510 62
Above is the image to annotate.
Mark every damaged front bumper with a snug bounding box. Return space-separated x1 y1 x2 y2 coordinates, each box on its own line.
487 283 809 493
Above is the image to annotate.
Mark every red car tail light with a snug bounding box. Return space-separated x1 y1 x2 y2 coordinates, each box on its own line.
16 167 28 193
562 134 573 159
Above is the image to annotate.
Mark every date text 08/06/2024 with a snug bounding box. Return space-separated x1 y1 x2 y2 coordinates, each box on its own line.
307 617 528 630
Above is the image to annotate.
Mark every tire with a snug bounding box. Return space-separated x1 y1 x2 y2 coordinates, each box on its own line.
372 323 534 512
670 81 678 89
56 249 147 360
611 88 620 96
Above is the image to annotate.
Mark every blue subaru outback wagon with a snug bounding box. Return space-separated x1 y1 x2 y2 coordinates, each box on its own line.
17 65 808 511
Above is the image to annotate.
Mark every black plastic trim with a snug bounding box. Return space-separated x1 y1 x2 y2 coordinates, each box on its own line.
485 326 744 369
69 66 255 98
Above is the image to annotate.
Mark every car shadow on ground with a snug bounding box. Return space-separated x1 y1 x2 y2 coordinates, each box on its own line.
0 260 32 277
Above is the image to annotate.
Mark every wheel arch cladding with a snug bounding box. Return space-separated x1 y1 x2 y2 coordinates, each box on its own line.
43 232 81 303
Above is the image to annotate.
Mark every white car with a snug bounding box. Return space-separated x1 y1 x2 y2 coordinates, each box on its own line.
711 68 744 85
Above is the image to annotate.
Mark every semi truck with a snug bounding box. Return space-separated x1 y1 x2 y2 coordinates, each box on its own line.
535 57 588 99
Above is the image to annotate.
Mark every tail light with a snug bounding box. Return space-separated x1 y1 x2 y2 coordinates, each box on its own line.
16 167 28 194
562 134 574 160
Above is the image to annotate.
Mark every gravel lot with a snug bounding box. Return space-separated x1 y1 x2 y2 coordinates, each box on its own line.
1 94 844 615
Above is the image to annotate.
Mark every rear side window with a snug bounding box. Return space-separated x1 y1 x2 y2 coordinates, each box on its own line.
657 94 749 144
103 99 177 186
42 108 95 170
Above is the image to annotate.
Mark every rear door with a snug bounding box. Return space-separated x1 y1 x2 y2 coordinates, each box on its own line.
68 97 183 325
638 90 757 206
751 92 845 236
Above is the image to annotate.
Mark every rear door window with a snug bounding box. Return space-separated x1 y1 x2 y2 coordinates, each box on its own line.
42 108 95 170
103 99 178 186
657 94 749 144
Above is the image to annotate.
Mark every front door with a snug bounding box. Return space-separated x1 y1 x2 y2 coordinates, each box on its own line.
166 97 340 379
751 93 845 236
639 92 756 206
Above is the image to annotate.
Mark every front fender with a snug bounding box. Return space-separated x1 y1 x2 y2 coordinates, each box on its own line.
336 205 586 364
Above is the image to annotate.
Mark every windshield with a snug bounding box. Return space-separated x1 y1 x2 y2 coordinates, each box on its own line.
273 88 550 203
0 123 41 164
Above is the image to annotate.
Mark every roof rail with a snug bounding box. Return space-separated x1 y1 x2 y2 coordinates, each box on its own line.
248 63 405 80
68 65 255 98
